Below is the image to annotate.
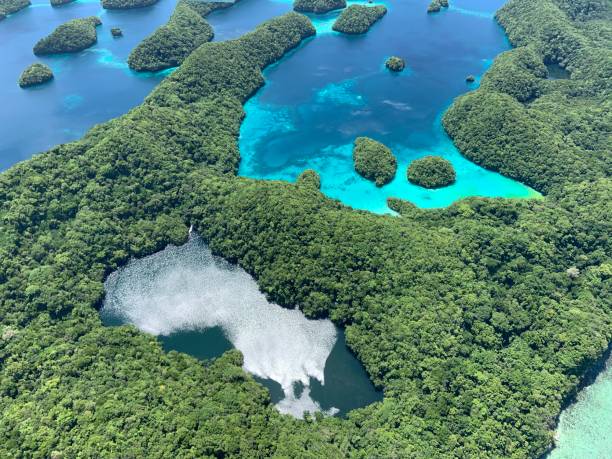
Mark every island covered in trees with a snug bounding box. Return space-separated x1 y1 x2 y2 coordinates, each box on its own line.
33 16 101 55
332 4 387 34
407 155 456 188
0 0 30 19
293 0 346 14
128 0 240 71
18 63 54 88
385 55 405 72
353 136 397 186
101 0 157 9
0 0 610 458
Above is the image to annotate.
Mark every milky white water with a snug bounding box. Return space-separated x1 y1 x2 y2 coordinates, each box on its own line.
101 234 339 417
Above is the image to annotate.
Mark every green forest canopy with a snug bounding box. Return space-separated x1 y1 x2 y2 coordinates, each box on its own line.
0 1 610 458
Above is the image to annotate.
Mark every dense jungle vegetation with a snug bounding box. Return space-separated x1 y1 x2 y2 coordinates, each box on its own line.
18 63 54 88
0 0 29 19
0 1 610 458
101 0 157 9
332 4 387 34
128 1 213 72
407 155 456 188
385 55 405 72
50 0 76 7
33 16 101 55
352 136 397 186
293 0 346 14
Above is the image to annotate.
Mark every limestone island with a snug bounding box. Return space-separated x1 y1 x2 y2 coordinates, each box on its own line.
50 0 76 6
407 156 456 188
332 4 387 34
19 63 54 88
111 27 123 37
33 17 101 55
353 136 397 187
466 74 475 83
0 0 31 19
386 56 405 72
127 0 227 72
427 0 448 13
102 0 157 9
293 0 346 14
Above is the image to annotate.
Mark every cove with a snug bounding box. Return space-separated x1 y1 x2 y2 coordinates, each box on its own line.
100 234 382 418
238 0 540 213
547 354 612 458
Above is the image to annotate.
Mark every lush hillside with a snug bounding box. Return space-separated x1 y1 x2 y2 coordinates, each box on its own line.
293 0 346 14
128 0 240 72
33 16 101 55
101 0 157 10
0 2 610 458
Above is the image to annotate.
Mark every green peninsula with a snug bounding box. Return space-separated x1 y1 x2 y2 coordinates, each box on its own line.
33 17 101 55
128 0 240 72
332 4 387 34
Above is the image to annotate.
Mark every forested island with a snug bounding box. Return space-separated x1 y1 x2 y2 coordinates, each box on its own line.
353 136 397 186
18 63 54 88
101 0 157 9
293 0 346 14
407 156 456 188
50 0 75 6
0 0 30 19
332 4 387 34
33 16 101 55
385 56 405 72
427 0 449 13
128 0 240 72
0 0 610 458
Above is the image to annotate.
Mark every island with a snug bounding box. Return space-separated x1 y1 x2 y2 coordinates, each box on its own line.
466 74 475 82
50 0 76 6
101 0 157 9
18 63 54 88
293 0 346 14
0 0 30 18
427 0 448 13
385 56 405 72
332 4 387 34
407 155 456 188
33 17 101 55
111 27 123 37
353 136 397 186
128 0 240 72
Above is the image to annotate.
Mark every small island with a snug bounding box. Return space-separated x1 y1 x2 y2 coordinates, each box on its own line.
50 0 76 6
0 0 30 19
427 0 448 13
111 27 123 37
127 1 213 72
353 136 397 186
385 56 405 72
296 169 321 190
293 0 346 14
101 0 157 9
33 16 101 55
332 4 387 34
407 156 456 188
18 63 54 88
466 74 475 83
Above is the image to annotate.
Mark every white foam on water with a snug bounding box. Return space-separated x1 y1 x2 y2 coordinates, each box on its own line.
102 234 338 418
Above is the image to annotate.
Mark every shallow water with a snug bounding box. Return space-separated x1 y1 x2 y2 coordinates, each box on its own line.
549 355 612 459
101 234 382 418
238 0 540 213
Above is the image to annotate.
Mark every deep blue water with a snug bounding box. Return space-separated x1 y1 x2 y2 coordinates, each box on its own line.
239 0 539 212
